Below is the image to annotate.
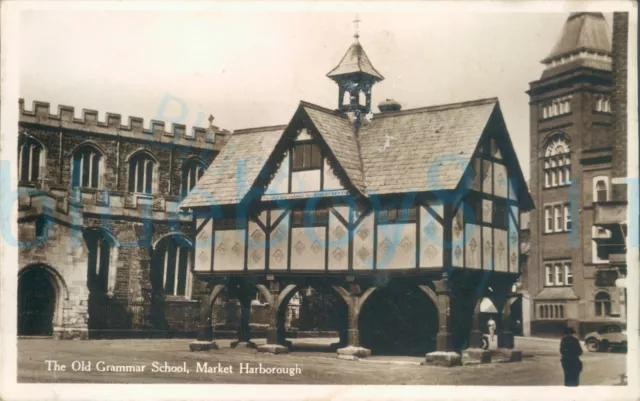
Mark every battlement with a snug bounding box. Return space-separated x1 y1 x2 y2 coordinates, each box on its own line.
19 99 230 150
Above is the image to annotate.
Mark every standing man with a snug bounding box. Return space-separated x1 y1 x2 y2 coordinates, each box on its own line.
560 327 583 386
487 317 496 342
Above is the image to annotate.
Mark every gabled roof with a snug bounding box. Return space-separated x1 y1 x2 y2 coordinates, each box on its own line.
181 98 534 211
542 12 612 64
359 98 498 195
326 39 384 81
180 125 285 208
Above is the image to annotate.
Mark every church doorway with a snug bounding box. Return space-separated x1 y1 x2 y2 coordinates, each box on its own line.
359 284 438 356
18 265 57 336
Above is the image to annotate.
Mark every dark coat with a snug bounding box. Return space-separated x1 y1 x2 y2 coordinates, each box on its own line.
560 335 583 360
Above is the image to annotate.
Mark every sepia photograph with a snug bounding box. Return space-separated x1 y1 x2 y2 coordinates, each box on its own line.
0 1 638 400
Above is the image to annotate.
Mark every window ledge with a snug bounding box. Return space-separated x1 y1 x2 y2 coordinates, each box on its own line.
542 184 572 190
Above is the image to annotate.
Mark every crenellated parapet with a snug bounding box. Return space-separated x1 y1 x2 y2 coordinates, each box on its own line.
19 99 230 150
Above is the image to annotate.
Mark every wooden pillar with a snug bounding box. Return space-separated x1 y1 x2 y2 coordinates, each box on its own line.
497 292 515 349
434 277 454 352
189 284 225 351
257 281 293 354
334 284 374 359
469 296 485 349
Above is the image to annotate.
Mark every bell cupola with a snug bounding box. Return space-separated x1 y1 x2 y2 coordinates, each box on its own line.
326 17 384 116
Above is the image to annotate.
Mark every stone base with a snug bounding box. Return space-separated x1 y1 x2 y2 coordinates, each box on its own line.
462 348 492 364
336 346 371 360
423 351 462 367
189 341 219 352
492 349 523 363
230 340 257 349
329 342 345 352
257 344 290 354
53 328 89 340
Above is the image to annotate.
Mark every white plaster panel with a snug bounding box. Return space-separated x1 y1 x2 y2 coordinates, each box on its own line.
465 223 482 269
323 159 344 190
452 207 464 267
270 208 285 226
257 210 268 227
472 158 482 192
482 199 492 224
376 223 416 270
265 153 290 195
332 205 349 222
509 206 519 273
269 216 289 271
508 176 518 200
194 218 213 271
291 170 321 193
426 200 444 220
482 160 493 195
247 220 266 271
290 227 326 271
493 163 508 198
353 213 374 270
420 206 443 268
213 229 246 272
482 226 493 271
494 229 508 272
296 128 312 141
328 213 348 271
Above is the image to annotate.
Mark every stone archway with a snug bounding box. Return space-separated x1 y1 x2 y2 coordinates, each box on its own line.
359 283 438 356
18 264 65 336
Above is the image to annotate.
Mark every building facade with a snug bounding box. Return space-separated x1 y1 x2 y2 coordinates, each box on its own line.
17 101 228 339
522 12 628 337
182 34 533 363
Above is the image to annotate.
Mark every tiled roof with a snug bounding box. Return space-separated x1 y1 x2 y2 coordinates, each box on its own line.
180 97 534 210
326 39 384 81
542 12 612 63
359 98 498 194
180 126 285 207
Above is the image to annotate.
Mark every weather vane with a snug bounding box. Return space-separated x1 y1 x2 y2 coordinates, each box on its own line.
353 14 361 39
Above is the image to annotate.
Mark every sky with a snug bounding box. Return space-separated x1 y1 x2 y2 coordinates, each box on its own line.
18 7 615 180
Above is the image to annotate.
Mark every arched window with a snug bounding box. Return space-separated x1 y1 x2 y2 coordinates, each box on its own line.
84 230 114 294
18 136 45 183
181 159 206 197
543 135 571 189
154 235 192 297
72 145 102 189
128 152 156 194
595 292 611 317
593 177 609 202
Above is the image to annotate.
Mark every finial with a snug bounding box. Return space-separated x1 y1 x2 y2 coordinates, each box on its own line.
353 14 361 39
208 114 215 126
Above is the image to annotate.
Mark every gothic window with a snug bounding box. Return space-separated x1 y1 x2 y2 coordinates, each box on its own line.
85 230 114 294
543 136 571 189
181 159 206 197
291 143 322 171
544 203 570 233
18 136 44 183
128 152 156 194
593 177 609 203
71 145 102 189
154 236 192 297
594 292 612 317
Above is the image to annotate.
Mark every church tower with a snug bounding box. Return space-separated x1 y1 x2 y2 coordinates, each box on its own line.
523 13 625 338
326 20 384 124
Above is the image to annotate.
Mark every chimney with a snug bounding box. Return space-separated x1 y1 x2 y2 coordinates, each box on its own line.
378 99 402 113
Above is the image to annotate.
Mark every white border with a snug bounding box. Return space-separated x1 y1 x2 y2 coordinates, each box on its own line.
1 1 638 401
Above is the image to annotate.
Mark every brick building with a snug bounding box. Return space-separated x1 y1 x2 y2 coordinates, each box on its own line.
17 101 229 339
521 12 629 338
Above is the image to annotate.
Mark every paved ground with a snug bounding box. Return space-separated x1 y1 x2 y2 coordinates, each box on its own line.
17 337 627 385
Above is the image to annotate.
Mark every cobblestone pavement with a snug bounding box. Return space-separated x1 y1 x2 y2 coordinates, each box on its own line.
17 337 627 385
